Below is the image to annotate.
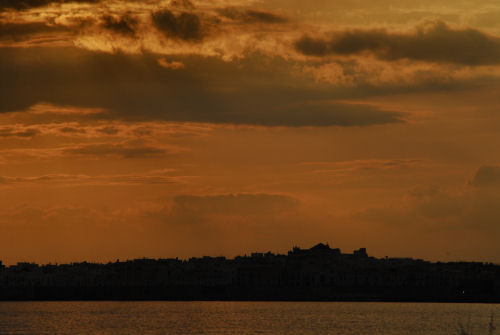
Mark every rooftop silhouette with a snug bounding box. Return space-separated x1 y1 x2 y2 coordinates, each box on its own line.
1 243 499 301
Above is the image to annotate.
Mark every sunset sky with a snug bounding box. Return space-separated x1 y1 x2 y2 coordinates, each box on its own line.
1 0 500 265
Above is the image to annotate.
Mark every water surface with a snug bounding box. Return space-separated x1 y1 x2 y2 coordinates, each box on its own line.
0 301 498 334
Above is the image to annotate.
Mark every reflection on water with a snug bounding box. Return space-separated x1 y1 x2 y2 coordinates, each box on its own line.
0 301 498 335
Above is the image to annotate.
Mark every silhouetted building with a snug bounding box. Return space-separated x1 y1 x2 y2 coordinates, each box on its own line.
0 244 499 302
354 248 367 258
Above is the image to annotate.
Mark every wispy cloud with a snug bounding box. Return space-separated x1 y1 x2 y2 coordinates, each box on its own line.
62 142 181 158
0 170 194 187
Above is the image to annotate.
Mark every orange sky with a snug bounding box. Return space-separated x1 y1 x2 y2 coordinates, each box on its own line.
1 0 500 265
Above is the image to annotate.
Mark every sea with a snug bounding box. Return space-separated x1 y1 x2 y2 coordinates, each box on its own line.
0 301 498 335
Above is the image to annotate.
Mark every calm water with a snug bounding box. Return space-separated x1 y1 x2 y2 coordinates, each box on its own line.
0 301 498 335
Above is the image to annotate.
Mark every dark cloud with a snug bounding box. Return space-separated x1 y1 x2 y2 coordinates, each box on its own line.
0 127 40 138
151 9 203 41
169 0 195 9
295 21 500 65
101 14 137 36
244 10 287 23
0 22 69 41
58 126 86 134
63 143 171 158
0 47 402 127
218 8 288 24
97 126 120 135
0 0 99 11
472 165 500 187
255 101 401 127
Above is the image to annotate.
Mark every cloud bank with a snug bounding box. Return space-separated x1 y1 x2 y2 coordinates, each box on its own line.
0 48 402 127
0 0 99 11
295 21 500 65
